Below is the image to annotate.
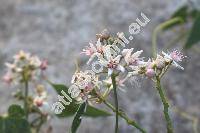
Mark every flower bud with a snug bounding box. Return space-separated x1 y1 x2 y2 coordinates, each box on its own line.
40 60 48 70
96 29 110 41
2 72 12 84
145 68 155 78
34 97 44 107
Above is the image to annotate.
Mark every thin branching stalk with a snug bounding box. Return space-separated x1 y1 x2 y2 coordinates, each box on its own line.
95 79 146 133
102 100 146 133
155 76 173 133
111 73 119 133
24 80 29 120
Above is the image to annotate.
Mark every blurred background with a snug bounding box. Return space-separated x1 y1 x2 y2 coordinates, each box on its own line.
0 0 200 133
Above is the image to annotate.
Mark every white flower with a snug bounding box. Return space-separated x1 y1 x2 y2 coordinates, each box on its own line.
5 63 23 73
82 38 106 64
122 48 143 66
162 50 185 70
29 56 42 68
104 77 126 87
128 60 148 77
71 70 100 90
33 86 51 115
154 54 165 69
3 50 46 84
99 47 125 76
13 50 30 61
34 96 51 115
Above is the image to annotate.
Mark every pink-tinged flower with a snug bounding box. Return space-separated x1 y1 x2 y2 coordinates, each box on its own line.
34 96 44 107
81 38 106 64
169 50 185 62
40 60 48 70
82 43 96 56
162 50 186 70
122 48 143 66
145 68 155 78
99 52 125 76
34 96 51 115
2 72 13 84
84 83 94 92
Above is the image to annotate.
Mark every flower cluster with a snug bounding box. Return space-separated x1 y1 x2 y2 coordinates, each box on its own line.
33 85 51 115
70 70 102 103
3 50 50 115
71 29 185 103
3 50 48 84
128 50 186 79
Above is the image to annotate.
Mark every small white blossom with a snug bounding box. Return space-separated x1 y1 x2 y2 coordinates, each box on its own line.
122 48 143 66
3 50 47 84
99 47 125 76
82 38 106 64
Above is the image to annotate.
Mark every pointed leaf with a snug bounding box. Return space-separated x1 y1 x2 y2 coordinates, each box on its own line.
162 5 187 31
71 102 87 133
85 106 111 117
49 83 112 118
172 5 188 21
185 15 200 48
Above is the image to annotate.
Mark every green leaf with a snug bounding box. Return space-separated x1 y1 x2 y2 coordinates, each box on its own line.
8 105 25 119
190 9 200 18
185 15 200 48
0 117 31 133
162 5 188 31
85 106 111 117
49 83 78 117
49 83 112 118
71 102 87 133
0 117 3 131
172 5 188 21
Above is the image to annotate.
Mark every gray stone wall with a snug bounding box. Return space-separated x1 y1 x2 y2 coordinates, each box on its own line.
0 0 199 133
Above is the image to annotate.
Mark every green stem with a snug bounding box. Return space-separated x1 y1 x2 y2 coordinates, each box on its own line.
103 100 146 133
36 116 45 133
155 77 173 133
24 80 29 120
152 17 184 58
111 74 119 133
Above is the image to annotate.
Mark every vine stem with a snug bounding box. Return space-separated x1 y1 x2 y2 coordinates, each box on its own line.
155 76 173 133
152 17 184 58
24 80 29 120
111 74 119 133
102 100 146 133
